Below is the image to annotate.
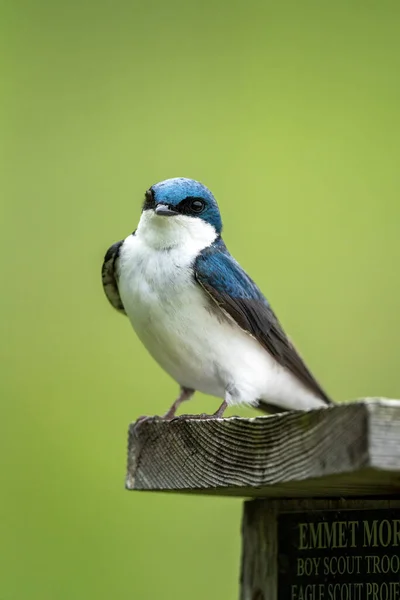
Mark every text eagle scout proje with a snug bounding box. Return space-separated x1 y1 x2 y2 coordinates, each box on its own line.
278 509 400 600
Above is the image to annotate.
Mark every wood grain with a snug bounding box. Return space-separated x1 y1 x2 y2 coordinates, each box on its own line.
126 399 400 497
240 500 277 600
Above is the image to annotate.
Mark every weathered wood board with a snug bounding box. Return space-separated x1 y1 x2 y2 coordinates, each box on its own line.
126 399 400 497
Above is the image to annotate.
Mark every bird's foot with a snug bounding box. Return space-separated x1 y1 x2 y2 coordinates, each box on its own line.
134 415 159 427
163 386 195 420
172 400 228 421
171 412 210 421
134 387 195 425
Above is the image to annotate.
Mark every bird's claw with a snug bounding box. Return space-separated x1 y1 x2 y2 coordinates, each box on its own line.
171 412 220 422
134 415 159 427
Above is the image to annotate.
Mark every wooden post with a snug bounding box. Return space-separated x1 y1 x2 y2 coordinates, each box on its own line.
126 399 400 599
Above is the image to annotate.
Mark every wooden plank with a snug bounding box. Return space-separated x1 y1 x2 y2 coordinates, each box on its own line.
240 499 278 600
240 498 400 600
126 399 400 497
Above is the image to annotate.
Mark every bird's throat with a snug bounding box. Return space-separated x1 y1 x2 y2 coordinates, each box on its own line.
136 210 217 253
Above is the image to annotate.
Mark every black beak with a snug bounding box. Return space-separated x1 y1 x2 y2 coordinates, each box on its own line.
154 204 178 217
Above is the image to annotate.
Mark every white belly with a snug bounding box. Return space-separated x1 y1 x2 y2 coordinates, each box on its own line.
117 232 324 411
118 233 231 397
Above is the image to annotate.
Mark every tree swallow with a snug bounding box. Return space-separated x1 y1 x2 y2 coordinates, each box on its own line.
102 177 332 419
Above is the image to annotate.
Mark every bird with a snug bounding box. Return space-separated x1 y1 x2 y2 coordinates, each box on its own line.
102 177 333 419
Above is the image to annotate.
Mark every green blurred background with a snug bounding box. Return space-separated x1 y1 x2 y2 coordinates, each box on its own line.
2 0 400 598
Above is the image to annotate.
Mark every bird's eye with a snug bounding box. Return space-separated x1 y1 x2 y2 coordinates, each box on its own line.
190 199 205 213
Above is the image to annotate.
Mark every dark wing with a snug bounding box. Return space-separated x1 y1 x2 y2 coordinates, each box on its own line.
102 240 126 315
194 239 332 406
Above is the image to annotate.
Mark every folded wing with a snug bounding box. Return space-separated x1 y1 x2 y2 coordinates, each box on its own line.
194 239 332 406
102 240 126 315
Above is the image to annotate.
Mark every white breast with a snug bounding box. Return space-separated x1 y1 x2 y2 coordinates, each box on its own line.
118 211 225 395
117 210 326 411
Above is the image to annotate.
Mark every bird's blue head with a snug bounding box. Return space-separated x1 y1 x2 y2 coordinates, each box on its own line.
143 177 222 234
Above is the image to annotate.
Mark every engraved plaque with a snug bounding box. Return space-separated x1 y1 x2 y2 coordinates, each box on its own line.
278 509 400 600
